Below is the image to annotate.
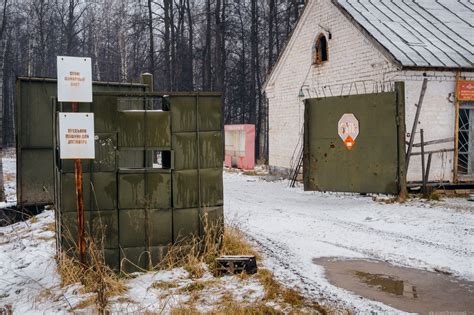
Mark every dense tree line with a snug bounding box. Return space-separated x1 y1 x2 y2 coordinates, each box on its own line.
0 0 304 159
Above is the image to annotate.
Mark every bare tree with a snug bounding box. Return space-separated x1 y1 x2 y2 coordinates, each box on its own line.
1 0 305 164
0 0 9 201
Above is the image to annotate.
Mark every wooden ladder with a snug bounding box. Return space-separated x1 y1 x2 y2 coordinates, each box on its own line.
289 148 304 188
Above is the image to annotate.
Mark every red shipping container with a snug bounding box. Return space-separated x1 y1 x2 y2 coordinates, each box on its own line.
224 124 255 170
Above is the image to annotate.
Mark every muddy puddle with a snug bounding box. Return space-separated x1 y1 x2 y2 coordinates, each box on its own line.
313 257 474 314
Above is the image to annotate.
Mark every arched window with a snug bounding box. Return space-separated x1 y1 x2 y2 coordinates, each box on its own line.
313 33 328 65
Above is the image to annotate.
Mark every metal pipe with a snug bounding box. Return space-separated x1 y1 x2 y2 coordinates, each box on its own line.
72 102 86 268
74 158 86 267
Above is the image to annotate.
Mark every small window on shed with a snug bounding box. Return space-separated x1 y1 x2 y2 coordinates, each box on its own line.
312 33 328 65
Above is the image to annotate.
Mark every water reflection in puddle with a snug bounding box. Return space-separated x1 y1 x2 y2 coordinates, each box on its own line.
314 257 474 314
353 271 418 298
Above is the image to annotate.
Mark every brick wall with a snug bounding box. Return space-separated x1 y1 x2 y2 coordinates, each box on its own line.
265 0 474 183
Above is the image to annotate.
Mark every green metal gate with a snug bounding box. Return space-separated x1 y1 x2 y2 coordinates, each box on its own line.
16 78 223 272
16 78 145 207
303 83 406 194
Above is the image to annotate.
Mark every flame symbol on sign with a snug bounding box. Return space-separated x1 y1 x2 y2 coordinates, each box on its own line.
344 135 355 150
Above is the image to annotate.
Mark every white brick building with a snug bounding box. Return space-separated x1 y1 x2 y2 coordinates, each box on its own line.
264 0 474 185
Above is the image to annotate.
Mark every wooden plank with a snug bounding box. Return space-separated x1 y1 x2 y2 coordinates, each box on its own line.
406 78 428 171
454 71 461 182
411 148 454 156
411 137 454 148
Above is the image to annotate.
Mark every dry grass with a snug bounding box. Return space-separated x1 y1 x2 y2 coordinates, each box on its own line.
171 302 284 315
257 268 281 300
163 221 332 315
426 189 441 201
4 173 15 183
58 239 126 313
282 288 304 306
37 235 55 241
221 224 260 259
257 268 330 314
71 297 97 311
178 279 217 293
29 216 39 224
56 212 334 314
42 222 56 232
157 214 256 275
150 280 179 290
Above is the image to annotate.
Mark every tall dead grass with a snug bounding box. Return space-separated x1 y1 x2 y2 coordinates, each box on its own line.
157 215 258 276
58 228 125 314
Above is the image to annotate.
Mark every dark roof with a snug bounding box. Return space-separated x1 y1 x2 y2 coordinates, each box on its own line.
334 0 473 69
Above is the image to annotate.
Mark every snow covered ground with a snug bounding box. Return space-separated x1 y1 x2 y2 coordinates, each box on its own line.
224 172 474 313
1 152 17 206
0 209 270 314
1 155 473 313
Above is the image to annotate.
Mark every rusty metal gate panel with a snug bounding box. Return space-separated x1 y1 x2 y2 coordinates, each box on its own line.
304 85 405 194
16 78 224 272
16 78 146 206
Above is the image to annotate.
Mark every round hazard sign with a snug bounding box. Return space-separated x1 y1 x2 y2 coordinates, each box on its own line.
338 113 359 150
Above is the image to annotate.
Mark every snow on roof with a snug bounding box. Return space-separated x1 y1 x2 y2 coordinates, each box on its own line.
334 0 474 69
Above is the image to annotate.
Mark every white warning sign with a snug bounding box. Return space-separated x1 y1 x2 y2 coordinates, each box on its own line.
59 113 95 159
57 56 92 103
338 113 359 150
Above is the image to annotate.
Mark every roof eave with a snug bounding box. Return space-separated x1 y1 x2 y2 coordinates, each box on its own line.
401 65 474 73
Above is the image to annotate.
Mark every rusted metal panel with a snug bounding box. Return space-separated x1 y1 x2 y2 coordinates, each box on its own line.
147 209 173 246
172 170 199 209
200 206 224 233
103 249 120 271
304 91 400 194
60 211 91 253
118 111 171 149
200 169 224 207
90 210 119 248
93 133 117 172
197 96 222 131
147 172 172 209
118 171 171 209
19 82 55 148
172 132 198 170
173 208 200 241
120 247 148 273
91 172 117 210
147 112 171 148
17 78 224 272
20 150 55 205
118 111 145 148
200 131 223 169
170 96 197 133
16 78 146 206
60 173 91 212
149 246 168 268
118 172 145 209
118 150 145 169
119 209 147 247
93 96 119 133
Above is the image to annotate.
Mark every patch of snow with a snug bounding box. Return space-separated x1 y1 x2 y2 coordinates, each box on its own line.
224 172 474 313
1 155 16 206
0 210 75 314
